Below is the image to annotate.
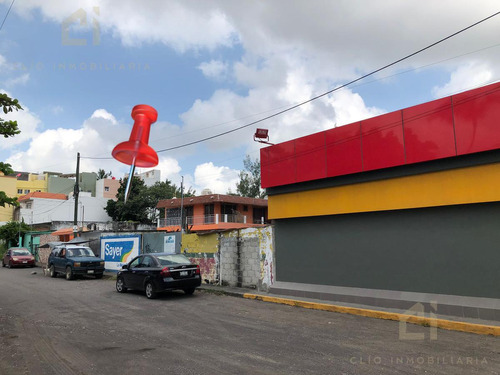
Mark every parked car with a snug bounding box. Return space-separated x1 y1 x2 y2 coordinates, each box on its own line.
2 247 35 268
48 245 105 280
116 253 201 299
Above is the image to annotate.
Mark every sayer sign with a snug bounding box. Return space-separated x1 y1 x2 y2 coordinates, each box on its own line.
101 235 140 271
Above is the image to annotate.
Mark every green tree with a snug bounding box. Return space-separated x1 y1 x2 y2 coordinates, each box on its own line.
97 169 112 180
0 220 30 247
0 94 23 208
105 177 151 223
235 155 266 198
105 178 196 223
0 93 23 138
0 162 18 207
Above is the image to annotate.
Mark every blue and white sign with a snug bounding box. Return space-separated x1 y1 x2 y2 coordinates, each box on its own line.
163 235 176 253
101 235 140 271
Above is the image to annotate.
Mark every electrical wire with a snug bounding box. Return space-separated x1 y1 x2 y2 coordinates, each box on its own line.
80 10 500 160
152 11 500 153
0 0 15 31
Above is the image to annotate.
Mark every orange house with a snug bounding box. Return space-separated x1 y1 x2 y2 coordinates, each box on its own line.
157 194 268 232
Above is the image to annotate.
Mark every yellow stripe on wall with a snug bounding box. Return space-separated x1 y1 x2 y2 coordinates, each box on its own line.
268 163 500 219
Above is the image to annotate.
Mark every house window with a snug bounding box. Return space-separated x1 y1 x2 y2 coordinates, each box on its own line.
253 207 267 224
26 202 32 209
166 208 181 226
243 205 248 212
104 187 110 192
221 204 237 215
17 189 22 194
204 204 214 223
24 189 30 194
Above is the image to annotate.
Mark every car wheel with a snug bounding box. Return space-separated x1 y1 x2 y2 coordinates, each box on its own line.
49 264 57 278
184 287 196 295
145 281 157 299
65 266 74 280
116 277 127 293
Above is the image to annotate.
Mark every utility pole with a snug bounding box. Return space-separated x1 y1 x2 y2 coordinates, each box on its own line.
180 176 184 233
73 152 80 238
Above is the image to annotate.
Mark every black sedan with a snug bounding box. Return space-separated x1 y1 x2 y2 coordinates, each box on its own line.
116 253 201 299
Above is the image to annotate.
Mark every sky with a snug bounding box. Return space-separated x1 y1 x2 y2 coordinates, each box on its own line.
0 0 499 194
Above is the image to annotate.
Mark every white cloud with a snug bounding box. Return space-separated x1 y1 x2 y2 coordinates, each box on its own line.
198 60 228 80
137 157 182 184
5 108 123 175
0 54 7 68
193 162 239 194
51 105 64 115
4 73 30 88
0 93 41 149
11 0 238 52
90 108 117 124
432 61 494 98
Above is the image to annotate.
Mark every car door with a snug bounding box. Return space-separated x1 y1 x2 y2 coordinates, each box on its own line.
122 256 142 290
54 247 67 272
134 255 156 289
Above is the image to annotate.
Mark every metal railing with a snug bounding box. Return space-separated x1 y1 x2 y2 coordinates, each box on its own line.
158 214 251 228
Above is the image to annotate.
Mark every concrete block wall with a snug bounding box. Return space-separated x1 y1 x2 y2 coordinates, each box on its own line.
220 237 238 286
240 237 259 287
220 235 262 289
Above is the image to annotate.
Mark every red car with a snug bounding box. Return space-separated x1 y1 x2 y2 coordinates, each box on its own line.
2 247 36 268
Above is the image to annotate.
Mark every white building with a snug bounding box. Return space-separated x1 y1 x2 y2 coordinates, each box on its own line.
16 192 112 226
137 169 160 187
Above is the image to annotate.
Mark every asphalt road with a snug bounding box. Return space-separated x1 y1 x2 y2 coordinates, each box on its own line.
0 267 498 375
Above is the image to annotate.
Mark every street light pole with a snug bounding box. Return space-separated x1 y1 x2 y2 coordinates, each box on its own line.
180 176 184 232
73 152 80 238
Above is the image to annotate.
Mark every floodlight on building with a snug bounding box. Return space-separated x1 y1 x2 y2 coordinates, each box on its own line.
253 128 274 145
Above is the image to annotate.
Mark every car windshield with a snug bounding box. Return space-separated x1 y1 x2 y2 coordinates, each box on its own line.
66 248 95 257
156 254 191 266
13 249 30 256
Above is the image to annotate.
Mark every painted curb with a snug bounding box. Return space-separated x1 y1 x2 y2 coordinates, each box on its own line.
243 293 500 337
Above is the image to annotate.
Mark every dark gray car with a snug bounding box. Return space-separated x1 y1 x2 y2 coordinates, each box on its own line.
116 253 201 299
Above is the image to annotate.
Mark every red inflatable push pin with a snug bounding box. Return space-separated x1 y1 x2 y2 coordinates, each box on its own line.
112 104 159 202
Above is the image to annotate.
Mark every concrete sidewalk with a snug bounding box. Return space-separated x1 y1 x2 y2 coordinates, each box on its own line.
198 284 500 337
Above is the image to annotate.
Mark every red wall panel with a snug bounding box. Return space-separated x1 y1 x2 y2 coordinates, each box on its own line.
453 82 500 155
260 147 270 188
361 111 405 171
326 122 362 177
403 97 456 164
295 132 327 183
266 140 296 187
260 82 500 189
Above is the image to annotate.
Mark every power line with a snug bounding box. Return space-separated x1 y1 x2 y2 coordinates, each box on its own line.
79 40 500 162
152 10 500 154
0 0 16 31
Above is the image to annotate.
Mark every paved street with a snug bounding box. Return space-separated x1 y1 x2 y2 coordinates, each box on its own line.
0 267 498 375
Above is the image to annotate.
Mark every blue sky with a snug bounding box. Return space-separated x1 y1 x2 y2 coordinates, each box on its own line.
1 1 499 194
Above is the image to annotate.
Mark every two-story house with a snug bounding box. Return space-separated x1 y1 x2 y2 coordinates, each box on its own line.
157 194 268 232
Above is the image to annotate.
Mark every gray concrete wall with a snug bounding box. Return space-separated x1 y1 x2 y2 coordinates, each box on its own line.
275 202 500 299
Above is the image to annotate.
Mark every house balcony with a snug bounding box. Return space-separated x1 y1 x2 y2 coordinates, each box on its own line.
157 214 267 232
